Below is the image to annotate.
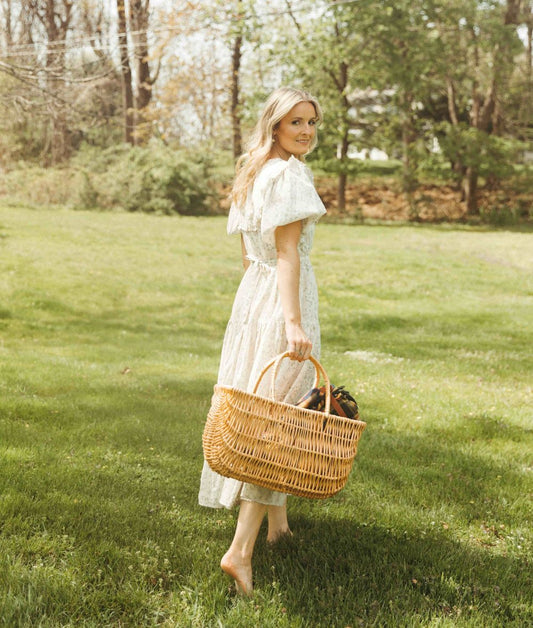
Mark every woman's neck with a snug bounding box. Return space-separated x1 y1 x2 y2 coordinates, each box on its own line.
269 145 293 161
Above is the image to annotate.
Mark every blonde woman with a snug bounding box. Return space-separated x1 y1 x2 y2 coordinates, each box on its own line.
198 86 327 595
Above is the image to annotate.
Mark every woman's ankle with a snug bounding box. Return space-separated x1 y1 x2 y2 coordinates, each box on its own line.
266 527 293 544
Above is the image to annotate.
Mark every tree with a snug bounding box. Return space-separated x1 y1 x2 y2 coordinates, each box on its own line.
115 0 161 144
278 0 441 210
436 0 527 212
130 0 161 140
279 0 372 210
31 0 74 162
515 1 533 138
230 0 244 159
357 0 444 208
116 0 134 143
145 0 267 153
279 0 529 214
0 0 122 163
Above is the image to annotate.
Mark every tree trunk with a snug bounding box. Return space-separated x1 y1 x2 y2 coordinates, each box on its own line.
41 0 73 164
526 9 533 128
518 4 532 134
116 0 134 144
0 0 13 47
401 118 417 191
459 1 520 214
446 76 466 191
463 166 478 214
526 7 533 84
462 28 483 214
131 1 151 105
400 89 418 198
337 131 349 211
231 32 243 160
334 56 350 211
504 0 521 25
130 0 157 143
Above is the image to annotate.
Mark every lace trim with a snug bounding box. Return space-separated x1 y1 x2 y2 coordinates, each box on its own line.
245 254 311 270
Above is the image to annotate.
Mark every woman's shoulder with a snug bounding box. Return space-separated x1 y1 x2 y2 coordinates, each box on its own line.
259 156 326 242
228 157 318 235
256 156 313 186
253 157 314 203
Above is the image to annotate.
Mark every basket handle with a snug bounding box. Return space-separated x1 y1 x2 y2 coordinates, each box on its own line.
252 351 332 414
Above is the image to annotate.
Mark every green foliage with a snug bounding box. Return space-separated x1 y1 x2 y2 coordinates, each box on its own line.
73 142 220 215
262 0 530 207
0 69 123 167
0 143 220 215
0 74 46 164
437 123 521 181
0 206 532 626
311 152 402 179
511 162 533 196
479 204 522 226
0 164 85 208
310 154 363 177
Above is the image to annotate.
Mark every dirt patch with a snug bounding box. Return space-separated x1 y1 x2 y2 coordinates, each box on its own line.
315 178 532 223
218 177 532 224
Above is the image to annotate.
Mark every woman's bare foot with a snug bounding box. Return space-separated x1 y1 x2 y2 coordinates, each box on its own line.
266 528 293 545
220 551 253 596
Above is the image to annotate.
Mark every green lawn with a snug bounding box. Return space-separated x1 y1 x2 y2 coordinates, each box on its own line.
0 206 531 627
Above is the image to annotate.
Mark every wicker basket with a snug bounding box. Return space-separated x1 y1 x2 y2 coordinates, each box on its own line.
202 352 366 499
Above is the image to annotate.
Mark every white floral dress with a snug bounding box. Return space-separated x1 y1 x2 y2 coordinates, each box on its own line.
198 156 326 509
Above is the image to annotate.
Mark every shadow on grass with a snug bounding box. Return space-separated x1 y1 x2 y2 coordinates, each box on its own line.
245 424 531 625
1 324 530 625
256 515 530 626
11 297 228 347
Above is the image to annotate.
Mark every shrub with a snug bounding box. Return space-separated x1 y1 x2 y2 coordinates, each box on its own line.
434 122 521 184
0 163 84 207
0 143 219 215
74 142 219 215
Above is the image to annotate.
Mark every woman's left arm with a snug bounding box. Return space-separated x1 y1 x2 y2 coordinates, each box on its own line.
240 234 250 271
275 221 312 361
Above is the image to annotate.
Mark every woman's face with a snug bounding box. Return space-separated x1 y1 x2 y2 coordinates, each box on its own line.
272 101 318 160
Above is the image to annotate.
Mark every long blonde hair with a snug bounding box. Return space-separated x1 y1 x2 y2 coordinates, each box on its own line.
231 87 323 207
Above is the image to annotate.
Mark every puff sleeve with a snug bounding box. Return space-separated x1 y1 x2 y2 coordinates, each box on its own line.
259 156 326 248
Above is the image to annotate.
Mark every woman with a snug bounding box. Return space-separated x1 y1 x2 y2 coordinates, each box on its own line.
198 86 327 595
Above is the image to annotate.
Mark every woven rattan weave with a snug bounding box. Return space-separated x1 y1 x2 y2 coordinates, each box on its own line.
202 352 366 499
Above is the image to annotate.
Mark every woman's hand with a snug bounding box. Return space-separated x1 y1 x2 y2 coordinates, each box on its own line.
286 321 312 362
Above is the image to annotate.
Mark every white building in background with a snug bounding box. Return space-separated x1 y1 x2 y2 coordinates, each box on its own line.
349 146 390 161
345 89 445 161
345 87 396 161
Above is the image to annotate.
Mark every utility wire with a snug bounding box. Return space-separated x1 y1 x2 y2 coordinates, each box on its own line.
2 0 526 61
0 0 360 59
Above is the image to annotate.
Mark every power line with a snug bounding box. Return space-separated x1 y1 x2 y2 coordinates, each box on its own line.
2 0 528 62
0 0 361 59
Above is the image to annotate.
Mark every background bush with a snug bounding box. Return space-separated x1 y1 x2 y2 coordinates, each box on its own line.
0 142 220 216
